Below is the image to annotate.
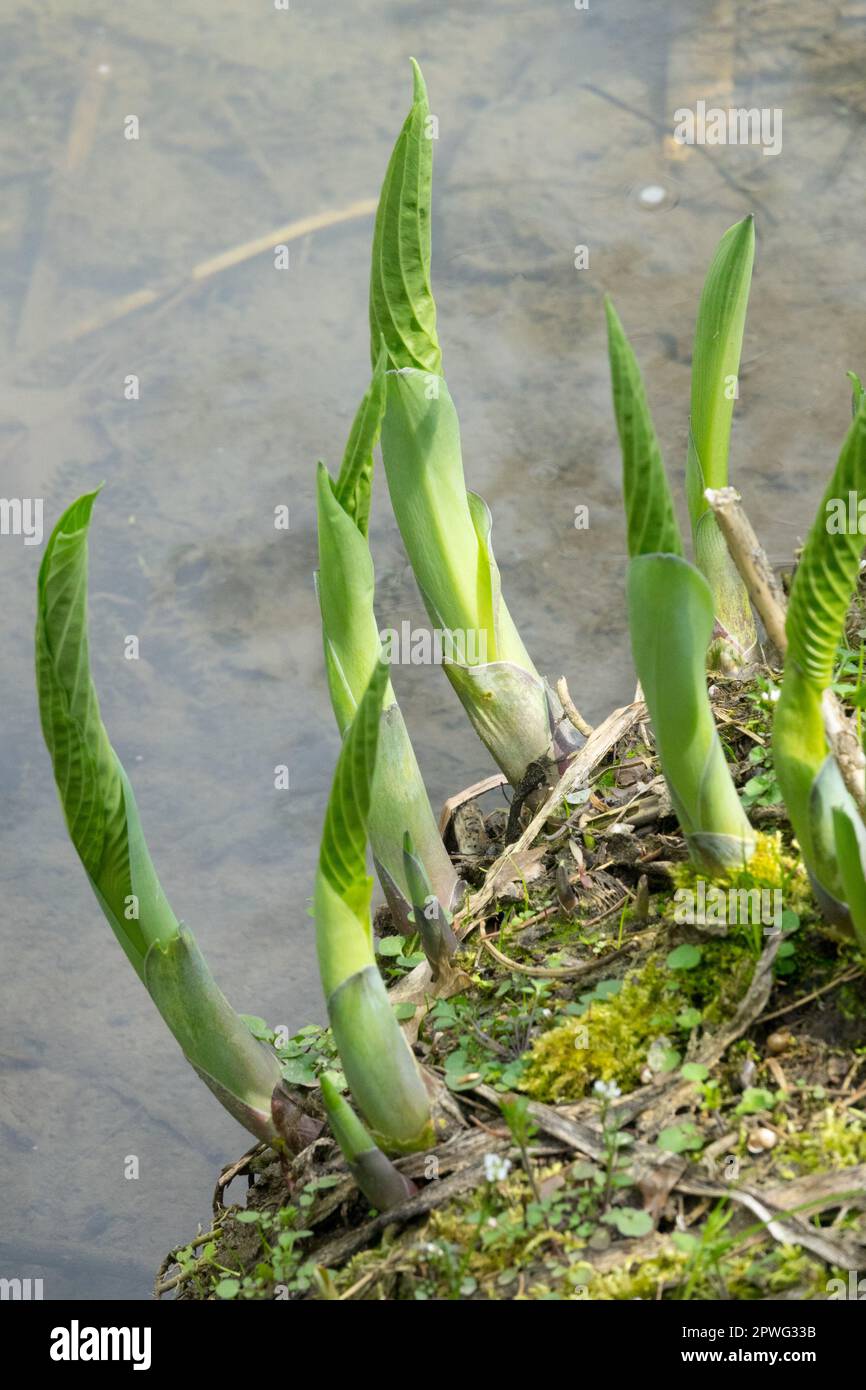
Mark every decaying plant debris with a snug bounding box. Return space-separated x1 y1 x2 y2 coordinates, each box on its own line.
156 683 866 1301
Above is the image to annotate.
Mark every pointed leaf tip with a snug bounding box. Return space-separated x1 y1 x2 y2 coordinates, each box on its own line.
606 302 683 560
369 62 441 374
409 57 427 105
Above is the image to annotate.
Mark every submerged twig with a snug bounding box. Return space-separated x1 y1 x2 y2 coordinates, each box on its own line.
63 198 379 344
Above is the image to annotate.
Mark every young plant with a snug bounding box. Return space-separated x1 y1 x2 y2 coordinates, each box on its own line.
369 60 580 791
605 299 755 872
35 492 314 1151
316 346 461 934
402 829 457 980
687 216 757 669
773 395 866 943
320 1073 415 1211
314 658 435 1153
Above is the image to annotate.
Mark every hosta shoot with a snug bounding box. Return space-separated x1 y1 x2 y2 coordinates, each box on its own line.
687 216 757 668
773 396 866 941
316 345 461 932
320 1073 415 1211
606 299 755 872
370 61 580 790
314 658 434 1154
35 492 305 1149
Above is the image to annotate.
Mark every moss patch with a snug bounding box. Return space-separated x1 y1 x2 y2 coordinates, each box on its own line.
519 958 683 1101
773 1107 866 1176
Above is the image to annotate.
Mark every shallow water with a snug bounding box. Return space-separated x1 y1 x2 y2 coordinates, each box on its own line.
2 0 866 1299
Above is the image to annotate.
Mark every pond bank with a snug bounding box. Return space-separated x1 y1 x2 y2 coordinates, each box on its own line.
156 675 866 1301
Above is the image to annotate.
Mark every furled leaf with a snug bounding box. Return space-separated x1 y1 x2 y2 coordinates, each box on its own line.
324 967 434 1153
320 1072 416 1209
605 297 683 559
687 215 755 518
36 490 179 977
785 397 866 687
317 657 389 937
773 398 866 935
369 59 441 374
145 928 284 1144
682 217 757 666
380 368 535 671
316 460 383 733
334 339 388 537
832 806 866 949
36 491 291 1147
314 662 434 1154
627 552 754 867
316 457 460 924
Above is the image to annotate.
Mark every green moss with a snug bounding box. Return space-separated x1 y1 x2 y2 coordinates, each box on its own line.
519 959 681 1101
587 1242 822 1301
773 1107 866 1176
677 936 757 1024
727 1245 823 1299
671 830 809 909
332 1165 591 1300
584 1250 688 1300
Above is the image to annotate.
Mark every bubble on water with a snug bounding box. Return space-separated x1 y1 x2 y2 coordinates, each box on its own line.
629 182 678 213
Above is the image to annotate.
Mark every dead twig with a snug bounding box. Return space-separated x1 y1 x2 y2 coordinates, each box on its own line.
63 198 379 344
458 700 647 928
478 931 637 980
213 1142 266 1215
759 966 862 1024
705 487 788 653
155 1225 224 1297
556 676 594 737
438 773 508 839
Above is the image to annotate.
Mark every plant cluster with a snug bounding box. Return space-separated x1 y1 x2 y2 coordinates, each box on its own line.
35 61 866 1228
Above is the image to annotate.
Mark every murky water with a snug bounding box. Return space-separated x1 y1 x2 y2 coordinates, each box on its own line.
2 0 865 1299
